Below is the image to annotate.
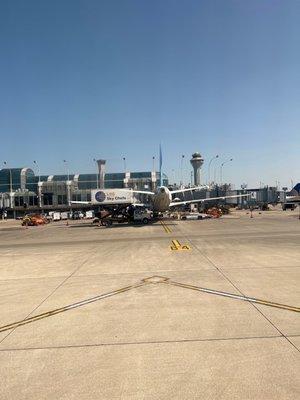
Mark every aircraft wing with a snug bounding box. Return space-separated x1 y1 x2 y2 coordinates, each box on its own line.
71 200 148 207
71 201 91 205
171 185 209 195
169 194 250 207
119 189 155 196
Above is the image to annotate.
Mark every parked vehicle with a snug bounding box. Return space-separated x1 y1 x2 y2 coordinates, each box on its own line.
282 203 297 211
85 210 94 219
99 213 128 227
52 212 61 221
181 213 212 220
133 209 153 224
206 207 223 218
71 211 83 220
22 214 49 226
60 212 69 220
93 207 153 227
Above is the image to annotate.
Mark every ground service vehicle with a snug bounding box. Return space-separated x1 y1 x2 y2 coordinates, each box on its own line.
52 212 61 221
22 214 49 226
85 210 94 219
93 206 153 227
133 209 153 224
181 213 212 220
60 212 68 220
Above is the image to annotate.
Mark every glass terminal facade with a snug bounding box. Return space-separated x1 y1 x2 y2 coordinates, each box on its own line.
0 167 168 214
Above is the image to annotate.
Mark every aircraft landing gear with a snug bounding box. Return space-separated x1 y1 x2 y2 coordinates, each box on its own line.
101 219 113 227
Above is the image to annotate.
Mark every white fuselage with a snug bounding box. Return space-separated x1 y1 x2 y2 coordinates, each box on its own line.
286 195 300 203
152 186 172 212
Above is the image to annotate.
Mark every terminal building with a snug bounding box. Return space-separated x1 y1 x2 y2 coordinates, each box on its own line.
0 165 168 216
0 155 281 217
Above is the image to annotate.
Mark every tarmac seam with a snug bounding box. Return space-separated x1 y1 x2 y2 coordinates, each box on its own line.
1 231 300 249
0 247 99 345
215 269 300 354
177 229 300 354
0 335 285 352
0 265 299 284
1 275 298 335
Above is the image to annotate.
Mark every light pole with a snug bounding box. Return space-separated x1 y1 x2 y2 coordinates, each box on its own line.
152 156 155 172
123 157 126 173
208 155 219 185
33 161 42 208
3 162 13 210
33 161 40 183
220 158 233 185
93 158 99 189
3 161 12 194
180 155 185 188
63 160 70 181
63 160 71 207
213 164 218 184
172 169 176 186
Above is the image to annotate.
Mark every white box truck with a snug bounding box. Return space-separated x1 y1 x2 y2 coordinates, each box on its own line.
60 212 68 220
52 212 61 221
85 210 94 219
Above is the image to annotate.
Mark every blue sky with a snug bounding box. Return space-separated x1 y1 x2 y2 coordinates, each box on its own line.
0 0 299 188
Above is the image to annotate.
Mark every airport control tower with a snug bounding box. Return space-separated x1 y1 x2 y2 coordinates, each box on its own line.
190 152 204 186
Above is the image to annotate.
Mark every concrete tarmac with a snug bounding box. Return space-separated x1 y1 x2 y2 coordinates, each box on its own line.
0 209 299 399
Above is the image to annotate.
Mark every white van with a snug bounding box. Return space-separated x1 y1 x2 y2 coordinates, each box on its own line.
60 212 68 220
52 212 61 221
85 210 94 219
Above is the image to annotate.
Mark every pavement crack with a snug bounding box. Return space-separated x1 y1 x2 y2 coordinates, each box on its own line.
0 335 284 352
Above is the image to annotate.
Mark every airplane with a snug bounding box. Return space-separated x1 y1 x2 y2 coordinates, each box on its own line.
122 185 249 212
72 146 249 214
72 185 250 213
284 183 300 204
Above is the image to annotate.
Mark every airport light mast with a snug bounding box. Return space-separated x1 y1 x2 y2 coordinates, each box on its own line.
208 155 219 185
63 160 71 206
3 162 13 209
63 160 70 181
33 160 40 183
3 161 12 194
220 158 233 185
33 160 42 208
180 154 185 188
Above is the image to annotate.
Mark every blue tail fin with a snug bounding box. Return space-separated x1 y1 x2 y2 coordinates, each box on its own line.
293 183 300 194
